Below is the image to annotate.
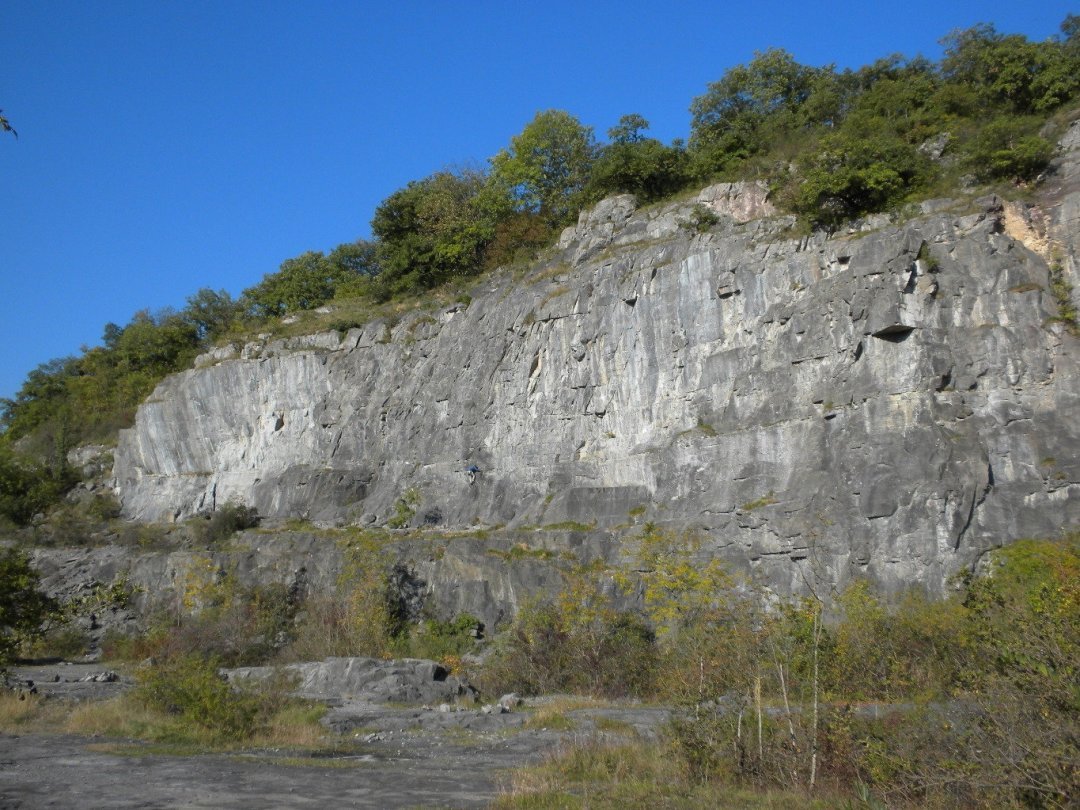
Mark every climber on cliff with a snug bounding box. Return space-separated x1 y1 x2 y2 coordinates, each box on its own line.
465 464 480 485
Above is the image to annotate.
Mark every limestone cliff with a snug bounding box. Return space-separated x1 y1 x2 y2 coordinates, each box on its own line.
112 124 1080 600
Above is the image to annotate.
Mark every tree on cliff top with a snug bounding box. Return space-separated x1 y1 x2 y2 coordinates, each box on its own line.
689 48 833 177
370 169 503 298
585 114 690 204
490 110 598 226
241 246 377 317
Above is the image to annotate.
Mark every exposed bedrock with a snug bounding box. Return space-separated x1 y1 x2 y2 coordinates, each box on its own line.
113 139 1080 603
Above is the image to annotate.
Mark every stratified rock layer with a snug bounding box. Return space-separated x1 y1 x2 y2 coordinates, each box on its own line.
114 137 1080 600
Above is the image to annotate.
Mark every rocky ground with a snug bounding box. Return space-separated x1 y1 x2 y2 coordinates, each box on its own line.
0 663 668 809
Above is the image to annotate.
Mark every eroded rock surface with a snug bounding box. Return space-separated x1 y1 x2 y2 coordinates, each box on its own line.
112 135 1080 602
225 656 475 706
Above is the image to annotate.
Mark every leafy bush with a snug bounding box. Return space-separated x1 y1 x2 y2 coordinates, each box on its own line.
0 446 74 526
481 211 553 271
241 248 375 318
193 499 260 545
134 653 302 743
681 204 720 233
489 531 1078 807
661 536 1080 806
790 132 930 229
826 580 971 701
964 116 1054 182
482 598 656 699
481 558 657 699
278 533 413 661
386 487 421 529
23 625 90 661
0 548 59 666
391 612 482 664
120 578 298 668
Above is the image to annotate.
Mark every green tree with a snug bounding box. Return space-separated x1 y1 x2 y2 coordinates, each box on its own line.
1063 14 1080 59
964 116 1054 182
0 357 79 442
241 251 349 317
182 288 239 342
0 446 73 526
842 57 950 144
587 115 690 203
490 110 598 225
791 131 929 229
689 49 826 176
608 113 650 144
371 169 502 298
0 548 58 665
2 307 208 451
941 23 1079 114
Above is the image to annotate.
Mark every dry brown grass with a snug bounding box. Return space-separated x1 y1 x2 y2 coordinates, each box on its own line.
0 691 50 729
1 687 328 753
492 735 838 809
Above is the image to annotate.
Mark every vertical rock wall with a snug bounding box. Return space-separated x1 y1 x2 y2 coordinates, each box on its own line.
115 159 1080 599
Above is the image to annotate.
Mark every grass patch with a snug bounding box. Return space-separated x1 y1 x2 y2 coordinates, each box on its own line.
739 492 777 512
488 544 557 562
0 691 56 730
540 521 597 532
60 687 327 752
522 708 577 732
493 737 835 809
525 261 572 285
592 716 638 736
538 286 572 309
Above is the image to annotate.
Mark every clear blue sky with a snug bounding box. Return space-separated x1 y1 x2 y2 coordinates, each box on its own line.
2 1 1075 401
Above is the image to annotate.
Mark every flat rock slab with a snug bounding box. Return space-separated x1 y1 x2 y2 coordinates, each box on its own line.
0 732 501 809
0 678 668 809
5 664 132 703
0 713 660 809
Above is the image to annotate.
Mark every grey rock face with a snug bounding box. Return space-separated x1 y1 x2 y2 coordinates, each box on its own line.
29 528 607 636
225 656 474 706
114 139 1080 602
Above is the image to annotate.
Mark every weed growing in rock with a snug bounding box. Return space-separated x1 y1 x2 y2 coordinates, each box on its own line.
190 499 260 545
739 492 777 512
680 204 720 233
387 488 421 529
1047 257 1079 337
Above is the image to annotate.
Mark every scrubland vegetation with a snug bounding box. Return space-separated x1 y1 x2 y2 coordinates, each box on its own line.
486 529 1079 808
2 518 1076 807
